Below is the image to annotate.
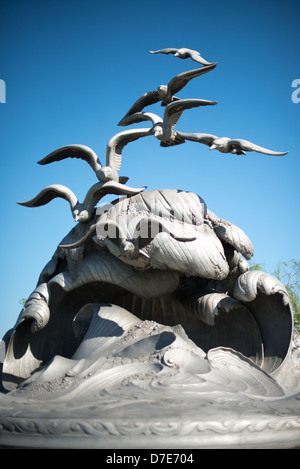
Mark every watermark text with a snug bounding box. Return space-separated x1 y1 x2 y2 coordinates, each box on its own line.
0 79 6 103
95 196 205 241
291 79 300 103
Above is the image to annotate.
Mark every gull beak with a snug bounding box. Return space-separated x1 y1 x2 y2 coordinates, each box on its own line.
139 250 150 259
210 144 217 150
153 128 161 138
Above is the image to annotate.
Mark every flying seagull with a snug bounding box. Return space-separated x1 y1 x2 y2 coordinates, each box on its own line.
120 99 217 147
17 181 146 223
118 63 217 125
150 48 213 65
177 132 288 156
38 128 152 183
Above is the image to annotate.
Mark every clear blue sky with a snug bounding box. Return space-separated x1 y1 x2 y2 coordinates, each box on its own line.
0 0 299 339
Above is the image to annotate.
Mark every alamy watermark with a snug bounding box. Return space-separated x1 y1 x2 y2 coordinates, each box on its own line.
291 79 300 103
0 79 6 103
94 196 205 242
1 79 299 104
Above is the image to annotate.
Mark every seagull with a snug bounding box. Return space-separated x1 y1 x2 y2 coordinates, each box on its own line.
150 48 213 65
176 132 288 156
59 219 147 260
119 99 217 147
17 181 146 223
118 63 217 124
38 128 152 183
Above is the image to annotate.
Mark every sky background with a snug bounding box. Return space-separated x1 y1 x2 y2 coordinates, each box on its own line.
0 0 299 340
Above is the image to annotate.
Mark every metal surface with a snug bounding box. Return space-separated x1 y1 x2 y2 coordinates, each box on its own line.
1 48 298 449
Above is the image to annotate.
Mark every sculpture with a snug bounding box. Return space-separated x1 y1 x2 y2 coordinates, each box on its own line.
118 98 217 147
37 129 153 183
17 181 146 222
118 62 217 121
149 47 213 65
176 132 288 156
0 48 299 450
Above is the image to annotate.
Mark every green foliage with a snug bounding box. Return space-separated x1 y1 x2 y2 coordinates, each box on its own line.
273 260 300 332
249 263 265 272
250 259 300 333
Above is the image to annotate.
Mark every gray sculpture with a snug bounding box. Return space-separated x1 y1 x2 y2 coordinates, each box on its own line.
149 47 213 65
119 99 217 147
17 181 146 222
0 48 299 450
37 128 153 183
176 132 288 156
118 62 217 122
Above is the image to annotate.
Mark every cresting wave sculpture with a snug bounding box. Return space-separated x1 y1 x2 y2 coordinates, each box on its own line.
0 48 299 449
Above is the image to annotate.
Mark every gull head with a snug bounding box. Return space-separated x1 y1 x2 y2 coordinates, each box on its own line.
73 207 89 223
120 240 136 259
157 85 168 98
97 166 116 182
152 123 164 139
210 137 231 153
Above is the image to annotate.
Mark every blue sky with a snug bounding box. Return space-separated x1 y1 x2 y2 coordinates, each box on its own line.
0 0 299 339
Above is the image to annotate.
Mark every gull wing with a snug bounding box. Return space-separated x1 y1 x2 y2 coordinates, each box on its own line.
38 144 102 172
187 49 211 65
150 47 212 65
59 220 126 250
118 91 161 125
59 224 98 249
149 48 178 55
106 128 153 172
164 99 217 128
17 184 78 210
118 112 162 127
167 63 217 96
83 180 146 213
176 132 218 146
228 139 288 156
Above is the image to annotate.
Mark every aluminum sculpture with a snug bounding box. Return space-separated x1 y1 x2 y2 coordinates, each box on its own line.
0 48 299 449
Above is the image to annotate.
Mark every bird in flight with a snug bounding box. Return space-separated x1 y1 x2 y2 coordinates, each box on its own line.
176 132 288 156
17 181 146 223
118 62 217 125
38 128 152 183
119 99 217 147
150 48 213 65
